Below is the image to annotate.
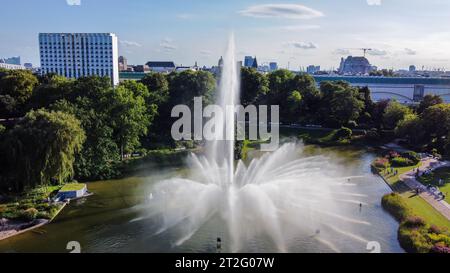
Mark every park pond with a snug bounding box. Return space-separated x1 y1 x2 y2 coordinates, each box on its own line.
0 144 403 253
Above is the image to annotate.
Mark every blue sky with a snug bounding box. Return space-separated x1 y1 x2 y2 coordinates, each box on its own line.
2 0 450 70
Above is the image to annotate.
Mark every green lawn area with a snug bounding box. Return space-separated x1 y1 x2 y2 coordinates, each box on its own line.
418 167 450 203
380 163 450 229
59 183 86 192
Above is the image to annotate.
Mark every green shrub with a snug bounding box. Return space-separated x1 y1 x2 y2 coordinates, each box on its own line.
335 127 352 140
403 216 426 228
18 207 38 222
381 193 412 221
390 157 414 167
401 151 421 164
398 226 433 253
36 211 51 219
372 157 389 170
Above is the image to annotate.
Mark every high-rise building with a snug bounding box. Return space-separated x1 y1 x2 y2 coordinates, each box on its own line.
307 65 321 74
244 56 254 67
269 62 278 71
39 33 119 85
118 56 128 71
252 57 258 69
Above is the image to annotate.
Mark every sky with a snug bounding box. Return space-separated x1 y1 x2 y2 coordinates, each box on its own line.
2 0 450 71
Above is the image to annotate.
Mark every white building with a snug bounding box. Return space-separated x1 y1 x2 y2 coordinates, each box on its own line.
0 63 25 70
39 33 119 85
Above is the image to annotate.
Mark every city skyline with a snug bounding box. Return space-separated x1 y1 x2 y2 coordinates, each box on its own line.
2 0 450 70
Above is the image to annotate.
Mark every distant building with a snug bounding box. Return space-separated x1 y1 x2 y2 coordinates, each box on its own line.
244 56 254 67
269 62 278 71
146 61 176 73
39 33 119 85
0 63 25 70
307 65 321 75
133 65 150 73
24 63 33 69
218 56 224 68
118 56 128 71
252 57 258 69
409 65 416 72
338 56 374 75
0 56 21 65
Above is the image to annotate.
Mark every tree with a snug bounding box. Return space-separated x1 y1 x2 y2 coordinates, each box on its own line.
418 94 443 114
318 81 364 127
168 70 216 107
110 85 152 160
421 104 450 139
139 73 170 105
30 74 72 110
286 90 302 123
240 67 269 106
396 113 424 145
1 109 85 192
0 70 38 117
383 101 412 129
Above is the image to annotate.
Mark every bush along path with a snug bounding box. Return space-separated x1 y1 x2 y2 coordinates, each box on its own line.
374 151 450 252
400 158 450 221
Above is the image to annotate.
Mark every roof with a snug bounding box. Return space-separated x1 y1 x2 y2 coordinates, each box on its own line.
60 183 86 192
146 61 176 68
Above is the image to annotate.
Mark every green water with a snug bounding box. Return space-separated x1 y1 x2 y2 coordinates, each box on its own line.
0 145 403 253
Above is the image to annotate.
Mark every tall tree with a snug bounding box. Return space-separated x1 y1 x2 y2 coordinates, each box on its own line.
418 94 443 114
139 73 170 105
1 109 85 192
0 69 38 118
383 101 412 129
240 67 269 106
110 85 151 160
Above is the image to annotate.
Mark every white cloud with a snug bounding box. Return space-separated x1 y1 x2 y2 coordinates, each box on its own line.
160 39 177 52
404 48 417 55
66 0 81 6
239 4 324 19
367 0 382 5
120 40 142 47
274 24 320 31
333 48 351 55
285 41 318 50
176 13 195 20
200 50 212 57
367 49 388 56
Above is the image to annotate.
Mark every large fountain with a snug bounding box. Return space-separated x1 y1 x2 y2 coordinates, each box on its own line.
145 35 372 253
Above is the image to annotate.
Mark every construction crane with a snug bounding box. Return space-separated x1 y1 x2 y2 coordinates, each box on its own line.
343 48 373 57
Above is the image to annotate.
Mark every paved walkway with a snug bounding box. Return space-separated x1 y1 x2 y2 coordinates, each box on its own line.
399 158 450 221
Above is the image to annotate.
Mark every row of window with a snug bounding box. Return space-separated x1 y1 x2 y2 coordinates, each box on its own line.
44 68 113 78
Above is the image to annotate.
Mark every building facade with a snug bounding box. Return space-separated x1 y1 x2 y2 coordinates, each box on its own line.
339 56 374 75
0 56 21 65
0 63 25 70
307 65 321 74
145 61 176 73
39 33 119 85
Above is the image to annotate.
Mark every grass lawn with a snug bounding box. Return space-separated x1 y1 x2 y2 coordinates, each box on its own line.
0 185 63 221
418 167 450 203
59 183 86 192
380 163 450 229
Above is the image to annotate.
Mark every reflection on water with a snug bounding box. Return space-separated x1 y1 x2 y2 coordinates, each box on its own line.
0 145 403 253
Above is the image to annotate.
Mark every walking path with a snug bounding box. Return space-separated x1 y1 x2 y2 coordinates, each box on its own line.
399 158 450 221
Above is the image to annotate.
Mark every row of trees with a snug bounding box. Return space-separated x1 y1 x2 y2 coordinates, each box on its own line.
0 69 215 191
0 67 449 192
